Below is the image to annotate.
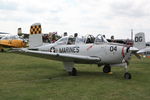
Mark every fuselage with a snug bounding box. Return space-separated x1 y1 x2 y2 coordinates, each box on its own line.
38 42 127 64
0 39 26 48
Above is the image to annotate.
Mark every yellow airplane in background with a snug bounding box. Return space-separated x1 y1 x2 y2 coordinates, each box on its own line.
0 35 27 52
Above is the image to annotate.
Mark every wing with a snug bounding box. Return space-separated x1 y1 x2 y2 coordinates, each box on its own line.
137 47 150 57
12 48 100 64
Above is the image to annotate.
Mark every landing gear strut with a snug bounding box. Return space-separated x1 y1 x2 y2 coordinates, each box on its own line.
124 63 132 79
64 62 77 76
103 65 111 73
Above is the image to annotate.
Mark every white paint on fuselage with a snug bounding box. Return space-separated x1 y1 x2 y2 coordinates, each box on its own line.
38 43 125 64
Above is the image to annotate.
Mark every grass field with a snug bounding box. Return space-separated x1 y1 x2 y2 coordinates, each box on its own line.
0 52 150 100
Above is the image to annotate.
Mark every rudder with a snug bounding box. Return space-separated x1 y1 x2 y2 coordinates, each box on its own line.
134 32 146 50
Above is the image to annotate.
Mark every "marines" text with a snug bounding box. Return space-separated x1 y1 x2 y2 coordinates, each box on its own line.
59 46 79 53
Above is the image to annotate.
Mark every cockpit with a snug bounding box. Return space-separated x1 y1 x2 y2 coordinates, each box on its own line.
85 35 95 44
55 34 108 45
94 34 108 44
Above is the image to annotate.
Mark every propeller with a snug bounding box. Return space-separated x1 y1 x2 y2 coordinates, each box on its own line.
123 46 141 63
129 46 141 59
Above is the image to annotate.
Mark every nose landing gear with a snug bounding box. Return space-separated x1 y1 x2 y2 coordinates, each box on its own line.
124 63 132 79
124 72 131 79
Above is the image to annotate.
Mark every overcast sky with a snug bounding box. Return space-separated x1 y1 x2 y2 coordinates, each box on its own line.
0 0 150 41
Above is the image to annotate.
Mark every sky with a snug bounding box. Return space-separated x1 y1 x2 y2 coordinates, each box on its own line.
0 0 150 41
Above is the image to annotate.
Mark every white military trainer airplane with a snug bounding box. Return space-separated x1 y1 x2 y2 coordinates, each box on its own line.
13 23 138 79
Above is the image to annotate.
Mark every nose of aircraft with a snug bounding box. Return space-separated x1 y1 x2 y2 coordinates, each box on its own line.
122 46 130 57
122 46 132 62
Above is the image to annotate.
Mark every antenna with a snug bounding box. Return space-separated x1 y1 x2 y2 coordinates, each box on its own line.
131 29 133 40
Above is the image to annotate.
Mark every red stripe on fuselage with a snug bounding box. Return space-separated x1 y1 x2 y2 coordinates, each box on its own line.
122 47 125 57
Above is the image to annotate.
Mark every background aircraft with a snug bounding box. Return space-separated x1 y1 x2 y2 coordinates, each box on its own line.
134 32 150 57
0 32 9 39
137 48 150 57
0 35 27 52
12 23 139 79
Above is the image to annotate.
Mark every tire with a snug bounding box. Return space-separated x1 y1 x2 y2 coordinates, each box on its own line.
72 68 77 76
124 72 131 79
103 65 111 73
68 68 77 76
1 49 4 52
68 72 72 76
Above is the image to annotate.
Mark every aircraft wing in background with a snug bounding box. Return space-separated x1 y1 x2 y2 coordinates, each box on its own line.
137 47 150 56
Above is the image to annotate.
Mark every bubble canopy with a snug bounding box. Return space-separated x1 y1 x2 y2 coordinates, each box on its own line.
56 34 108 45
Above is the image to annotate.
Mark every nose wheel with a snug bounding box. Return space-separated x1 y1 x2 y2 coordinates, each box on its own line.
124 72 131 79
124 62 132 79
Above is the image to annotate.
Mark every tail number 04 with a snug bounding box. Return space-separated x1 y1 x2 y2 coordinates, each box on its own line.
110 46 117 52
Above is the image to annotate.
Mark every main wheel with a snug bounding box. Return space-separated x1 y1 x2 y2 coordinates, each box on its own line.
72 68 77 76
68 68 77 76
0 49 4 52
124 72 131 79
103 65 111 73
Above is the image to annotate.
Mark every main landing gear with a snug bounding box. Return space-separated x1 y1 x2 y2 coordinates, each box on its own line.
103 65 111 73
0 47 4 52
1 49 4 52
64 62 77 76
68 68 77 76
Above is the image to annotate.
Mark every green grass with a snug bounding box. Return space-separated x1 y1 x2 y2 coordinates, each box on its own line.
0 52 150 100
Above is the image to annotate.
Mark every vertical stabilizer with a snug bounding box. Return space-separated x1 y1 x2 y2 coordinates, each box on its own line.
29 23 43 49
134 32 146 50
